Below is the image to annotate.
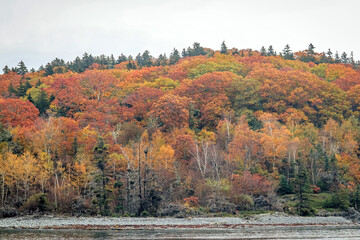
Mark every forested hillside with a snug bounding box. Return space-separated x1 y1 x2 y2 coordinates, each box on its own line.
1 43 360 217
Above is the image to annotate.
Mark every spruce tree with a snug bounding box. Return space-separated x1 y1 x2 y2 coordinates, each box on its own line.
169 48 181 65
267 45 275 56
282 44 294 60
334 51 341 63
27 93 34 103
35 89 50 115
260 46 267 56
17 61 28 75
278 175 294 195
295 163 314 216
93 137 110 215
116 54 128 64
307 43 315 55
326 49 333 62
3 65 10 74
220 41 228 54
341 52 348 64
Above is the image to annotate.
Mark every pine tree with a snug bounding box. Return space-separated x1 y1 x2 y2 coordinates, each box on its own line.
116 54 128 64
295 164 314 216
267 45 275 56
181 48 188 58
93 137 110 215
334 51 341 63
282 44 294 60
278 175 294 195
27 93 34 103
126 61 137 70
155 53 168 66
341 52 348 64
169 48 181 65
2 65 10 74
350 51 355 66
8 83 17 95
17 61 28 75
326 49 333 62
35 89 50 115
307 43 315 55
220 41 228 54
260 46 267 56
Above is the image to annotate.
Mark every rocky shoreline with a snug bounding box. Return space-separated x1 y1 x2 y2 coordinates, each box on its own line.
0 213 357 230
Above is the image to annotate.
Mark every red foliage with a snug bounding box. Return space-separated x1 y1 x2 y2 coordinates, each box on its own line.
0 98 39 127
231 172 273 196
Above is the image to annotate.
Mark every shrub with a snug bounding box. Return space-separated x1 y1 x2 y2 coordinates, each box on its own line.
324 190 350 211
233 194 254 210
21 193 52 213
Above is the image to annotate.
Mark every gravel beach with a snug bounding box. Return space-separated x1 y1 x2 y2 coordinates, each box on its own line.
0 213 355 230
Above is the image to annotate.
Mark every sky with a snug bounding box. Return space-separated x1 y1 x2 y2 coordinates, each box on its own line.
0 0 359 70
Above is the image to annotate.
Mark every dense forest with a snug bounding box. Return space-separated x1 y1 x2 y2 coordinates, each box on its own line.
0 42 360 217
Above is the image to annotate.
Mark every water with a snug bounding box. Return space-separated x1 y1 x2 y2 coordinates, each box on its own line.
1 226 360 240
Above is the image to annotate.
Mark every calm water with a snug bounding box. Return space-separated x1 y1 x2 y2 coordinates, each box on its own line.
1 226 360 240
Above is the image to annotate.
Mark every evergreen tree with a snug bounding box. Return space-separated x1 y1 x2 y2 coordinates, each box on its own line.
126 61 137 70
93 137 110 215
116 54 128 64
334 51 341 63
282 44 294 60
341 52 348 64
294 164 314 216
3 65 10 74
319 52 327 63
326 49 333 62
169 48 181 65
142 50 152 67
17 61 28 75
307 43 315 55
267 45 275 56
35 89 50 115
181 48 188 58
27 93 34 103
49 93 55 103
16 80 28 97
350 51 355 66
220 41 228 54
260 46 267 56
36 79 42 87
155 53 168 66
278 175 294 195
8 83 16 95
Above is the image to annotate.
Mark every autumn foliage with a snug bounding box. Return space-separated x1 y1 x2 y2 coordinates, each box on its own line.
0 47 359 216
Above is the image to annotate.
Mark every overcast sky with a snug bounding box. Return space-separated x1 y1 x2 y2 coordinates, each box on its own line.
0 0 359 70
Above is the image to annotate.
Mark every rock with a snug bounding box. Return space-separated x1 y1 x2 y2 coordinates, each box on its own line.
207 197 236 214
0 207 18 218
158 204 182 217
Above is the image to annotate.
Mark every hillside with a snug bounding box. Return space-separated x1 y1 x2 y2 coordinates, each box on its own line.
0 43 360 217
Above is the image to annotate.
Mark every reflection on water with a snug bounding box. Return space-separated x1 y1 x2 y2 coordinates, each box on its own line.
1 226 360 240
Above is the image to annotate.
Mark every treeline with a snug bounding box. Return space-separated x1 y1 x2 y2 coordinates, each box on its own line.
0 45 359 217
3 42 359 76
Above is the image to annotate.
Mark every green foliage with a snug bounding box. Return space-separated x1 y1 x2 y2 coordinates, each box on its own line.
220 41 228 54
232 194 254 210
21 193 52 213
323 189 350 211
188 61 245 79
282 44 294 60
278 175 294 195
294 165 315 216
17 61 28 75
93 137 111 216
